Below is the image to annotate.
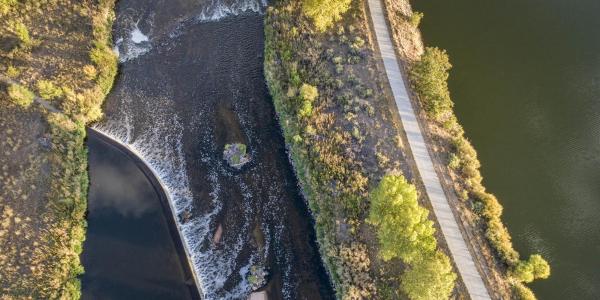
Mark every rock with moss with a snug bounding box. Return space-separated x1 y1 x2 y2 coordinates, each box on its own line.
223 143 250 169
247 264 268 291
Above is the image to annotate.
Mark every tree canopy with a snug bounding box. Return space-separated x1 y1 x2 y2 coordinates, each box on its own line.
368 175 437 263
401 251 457 300
302 0 352 32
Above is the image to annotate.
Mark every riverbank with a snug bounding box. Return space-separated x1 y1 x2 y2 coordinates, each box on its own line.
265 1 466 298
0 0 116 297
382 0 550 298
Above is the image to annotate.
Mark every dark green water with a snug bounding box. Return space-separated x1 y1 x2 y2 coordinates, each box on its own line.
412 0 600 299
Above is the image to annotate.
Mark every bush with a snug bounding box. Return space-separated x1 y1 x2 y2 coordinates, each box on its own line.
410 47 453 120
512 282 536 300
368 175 437 263
37 80 63 100
8 83 35 107
8 20 32 48
0 0 17 14
302 0 352 32
298 83 318 117
400 251 456 300
409 11 424 28
511 254 550 283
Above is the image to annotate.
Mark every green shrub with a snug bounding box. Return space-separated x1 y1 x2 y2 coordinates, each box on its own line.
401 251 456 300
302 0 352 32
8 83 35 107
8 20 32 48
410 47 453 120
485 218 520 265
512 282 536 300
511 254 550 283
0 0 17 14
37 80 63 100
89 43 117 96
409 11 424 27
6 65 20 78
368 175 437 263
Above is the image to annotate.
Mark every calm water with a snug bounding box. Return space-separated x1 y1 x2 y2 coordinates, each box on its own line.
412 0 600 298
82 132 197 299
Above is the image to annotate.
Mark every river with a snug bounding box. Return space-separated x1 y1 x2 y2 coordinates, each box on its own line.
412 0 600 299
88 0 334 299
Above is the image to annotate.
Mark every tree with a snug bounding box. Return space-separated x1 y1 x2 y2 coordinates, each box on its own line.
401 251 457 300
302 0 352 32
368 175 437 263
8 83 35 107
511 254 550 283
410 47 453 120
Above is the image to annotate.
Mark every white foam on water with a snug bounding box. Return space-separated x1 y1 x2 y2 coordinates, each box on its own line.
115 22 152 63
197 0 267 22
93 106 260 299
131 26 149 44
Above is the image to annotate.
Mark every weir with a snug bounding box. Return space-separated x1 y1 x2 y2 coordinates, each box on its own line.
94 0 333 298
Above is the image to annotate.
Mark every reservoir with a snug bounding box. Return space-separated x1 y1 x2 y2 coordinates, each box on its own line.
412 0 600 298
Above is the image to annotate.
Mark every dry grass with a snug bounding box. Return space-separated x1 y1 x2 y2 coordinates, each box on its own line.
0 0 116 298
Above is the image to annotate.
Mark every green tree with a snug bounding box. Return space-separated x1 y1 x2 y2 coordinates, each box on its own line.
410 47 453 120
302 0 352 32
401 251 457 300
8 83 35 107
511 254 550 283
368 175 437 263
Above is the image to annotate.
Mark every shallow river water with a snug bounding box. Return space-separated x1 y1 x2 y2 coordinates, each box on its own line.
87 0 334 299
413 0 600 298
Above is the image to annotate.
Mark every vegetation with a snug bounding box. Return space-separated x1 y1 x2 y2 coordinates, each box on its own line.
510 254 550 283
266 1 461 298
0 0 117 297
400 251 456 300
408 11 423 28
8 84 35 107
302 0 352 31
409 47 453 121
37 80 63 100
368 175 436 263
369 175 456 299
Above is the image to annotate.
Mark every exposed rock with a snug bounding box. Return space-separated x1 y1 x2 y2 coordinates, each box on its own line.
248 264 268 291
223 143 250 169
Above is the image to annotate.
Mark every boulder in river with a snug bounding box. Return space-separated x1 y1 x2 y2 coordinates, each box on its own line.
223 143 250 169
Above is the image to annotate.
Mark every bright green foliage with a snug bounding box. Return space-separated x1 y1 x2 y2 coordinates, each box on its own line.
5 65 20 78
300 83 318 102
37 80 63 100
0 0 17 14
368 175 437 263
8 83 35 107
89 43 117 96
302 0 352 32
401 251 457 300
409 11 424 27
9 20 32 48
512 282 537 300
298 83 318 117
410 47 453 120
511 254 550 283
